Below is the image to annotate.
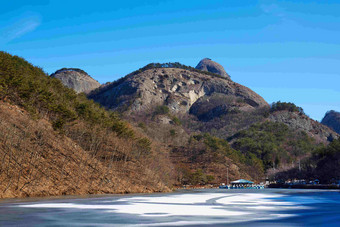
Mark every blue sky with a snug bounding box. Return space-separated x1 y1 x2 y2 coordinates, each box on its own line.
1 0 340 121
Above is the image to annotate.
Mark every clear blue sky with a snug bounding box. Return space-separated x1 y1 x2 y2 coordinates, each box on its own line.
1 0 340 121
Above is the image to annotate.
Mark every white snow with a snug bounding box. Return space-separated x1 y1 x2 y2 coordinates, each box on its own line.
19 191 319 225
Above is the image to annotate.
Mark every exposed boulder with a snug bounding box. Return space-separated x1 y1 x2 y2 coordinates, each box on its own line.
195 58 230 79
51 68 100 93
321 110 340 134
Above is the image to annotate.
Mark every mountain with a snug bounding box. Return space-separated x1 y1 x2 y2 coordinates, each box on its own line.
88 62 336 143
195 58 230 79
87 62 270 181
88 60 338 183
0 52 172 198
51 68 101 93
321 110 340 134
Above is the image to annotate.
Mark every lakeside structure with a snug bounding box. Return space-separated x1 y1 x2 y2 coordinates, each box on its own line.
219 179 265 189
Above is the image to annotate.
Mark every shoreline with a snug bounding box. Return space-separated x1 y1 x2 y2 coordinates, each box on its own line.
269 183 340 190
0 188 175 204
3 184 339 203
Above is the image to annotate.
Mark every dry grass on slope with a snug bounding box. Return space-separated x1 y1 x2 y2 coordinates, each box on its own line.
0 101 171 199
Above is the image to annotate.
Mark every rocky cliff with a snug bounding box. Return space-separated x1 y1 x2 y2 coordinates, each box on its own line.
321 110 340 134
51 68 101 93
88 66 267 115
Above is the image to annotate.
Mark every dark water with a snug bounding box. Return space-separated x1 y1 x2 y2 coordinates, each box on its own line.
1 189 340 226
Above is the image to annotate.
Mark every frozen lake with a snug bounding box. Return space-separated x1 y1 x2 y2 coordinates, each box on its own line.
1 189 340 226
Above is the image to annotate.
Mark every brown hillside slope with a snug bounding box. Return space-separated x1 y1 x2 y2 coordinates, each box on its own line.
0 52 173 198
0 101 171 198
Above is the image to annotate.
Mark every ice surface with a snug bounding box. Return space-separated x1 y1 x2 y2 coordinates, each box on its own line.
15 190 340 226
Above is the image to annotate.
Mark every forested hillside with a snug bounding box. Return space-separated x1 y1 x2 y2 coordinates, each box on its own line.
274 138 340 184
0 52 173 198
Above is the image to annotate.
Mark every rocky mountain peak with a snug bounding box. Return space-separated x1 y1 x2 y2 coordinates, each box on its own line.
51 68 101 94
195 58 230 79
88 66 268 115
321 110 340 134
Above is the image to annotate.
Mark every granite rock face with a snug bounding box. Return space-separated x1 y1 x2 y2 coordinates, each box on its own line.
195 58 230 79
51 68 100 94
88 67 268 115
321 110 340 134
